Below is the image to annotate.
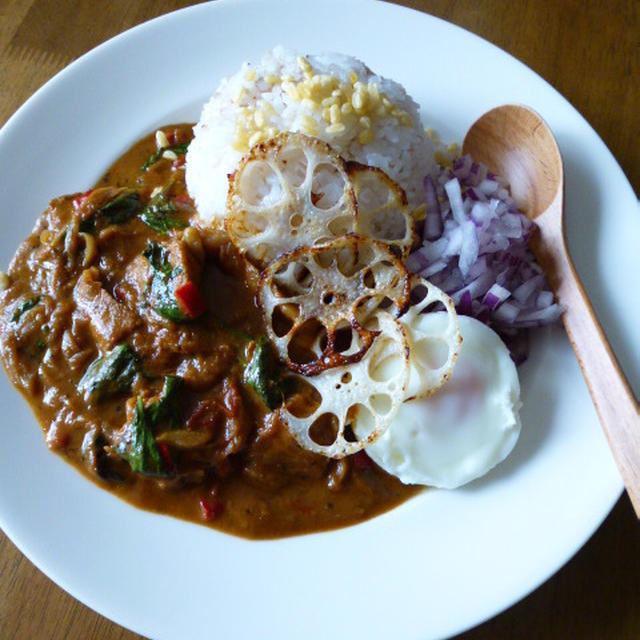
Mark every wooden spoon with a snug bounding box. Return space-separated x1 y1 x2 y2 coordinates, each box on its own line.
463 104 640 516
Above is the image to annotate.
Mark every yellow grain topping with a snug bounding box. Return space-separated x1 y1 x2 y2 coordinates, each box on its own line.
231 58 414 152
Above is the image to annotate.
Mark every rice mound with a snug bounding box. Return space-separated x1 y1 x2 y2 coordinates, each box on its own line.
186 46 435 223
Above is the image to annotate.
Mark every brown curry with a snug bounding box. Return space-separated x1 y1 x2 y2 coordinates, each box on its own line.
0 124 419 538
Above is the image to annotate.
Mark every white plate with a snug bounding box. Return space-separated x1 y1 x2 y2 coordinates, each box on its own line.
0 1 637 639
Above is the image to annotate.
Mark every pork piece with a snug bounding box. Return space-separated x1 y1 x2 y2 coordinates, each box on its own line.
220 377 251 456
73 267 137 350
120 233 205 324
181 378 255 477
166 233 204 290
119 254 150 310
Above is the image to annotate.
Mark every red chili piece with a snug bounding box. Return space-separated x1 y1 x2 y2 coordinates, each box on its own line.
73 189 94 209
156 442 175 473
175 281 206 319
199 497 224 521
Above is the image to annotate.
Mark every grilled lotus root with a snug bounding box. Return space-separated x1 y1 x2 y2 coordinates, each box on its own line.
226 132 357 268
283 311 410 458
349 163 415 258
259 236 411 375
399 275 462 400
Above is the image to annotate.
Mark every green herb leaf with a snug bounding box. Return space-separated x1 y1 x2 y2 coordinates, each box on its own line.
80 190 140 233
243 337 288 410
146 375 184 430
12 295 41 323
142 242 188 322
78 344 139 403
113 375 184 476
140 193 187 234
142 242 173 277
114 397 167 477
141 141 191 172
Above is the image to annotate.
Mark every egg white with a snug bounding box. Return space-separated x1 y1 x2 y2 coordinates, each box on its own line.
365 314 521 488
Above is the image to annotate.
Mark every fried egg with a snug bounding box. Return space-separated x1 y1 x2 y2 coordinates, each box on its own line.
365 313 521 488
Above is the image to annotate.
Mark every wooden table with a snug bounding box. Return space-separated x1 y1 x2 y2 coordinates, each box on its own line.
0 1 638 638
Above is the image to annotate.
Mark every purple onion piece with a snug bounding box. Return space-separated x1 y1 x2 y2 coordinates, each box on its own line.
423 175 443 241
458 290 473 315
405 152 562 362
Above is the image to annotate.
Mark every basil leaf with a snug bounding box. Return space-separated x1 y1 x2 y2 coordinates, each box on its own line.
80 190 140 233
243 337 287 410
146 375 184 430
142 242 188 322
142 241 173 277
140 193 187 234
114 397 168 477
78 344 139 403
113 375 184 476
141 141 191 171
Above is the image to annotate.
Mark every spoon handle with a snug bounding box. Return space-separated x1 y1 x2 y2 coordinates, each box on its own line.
535 193 640 516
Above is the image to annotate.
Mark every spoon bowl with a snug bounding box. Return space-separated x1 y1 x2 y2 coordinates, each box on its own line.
462 105 562 219
463 104 640 516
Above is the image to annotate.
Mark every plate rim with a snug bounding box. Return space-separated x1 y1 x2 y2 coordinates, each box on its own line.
0 1 631 639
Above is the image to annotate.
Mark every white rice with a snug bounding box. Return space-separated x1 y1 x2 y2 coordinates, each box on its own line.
186 46 436 223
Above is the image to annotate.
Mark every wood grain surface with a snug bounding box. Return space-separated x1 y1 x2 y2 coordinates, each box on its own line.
0 1 638 639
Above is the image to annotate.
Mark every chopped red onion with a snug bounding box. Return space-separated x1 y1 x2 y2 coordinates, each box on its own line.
493 301 520 323
444 178 467 224
536 290 554 308
408 155 562 361
423 176 443 241
483 283 511 310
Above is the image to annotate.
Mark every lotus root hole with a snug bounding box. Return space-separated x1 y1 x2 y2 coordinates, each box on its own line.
367 208 407 241
271 304 299 337
308 413 339 446
343 424 357 443
277 145 308 187
422 300 447 314
414 337 450 370
311 163 345 209
332 325 355 354
238 160 283 206
358 173 390 210
409 282 428 305
369 393 393 416
322 291 335 305
362 268 376 289
350 403 376 439
287 318 327 365
285 378 322 418
327 216 353 236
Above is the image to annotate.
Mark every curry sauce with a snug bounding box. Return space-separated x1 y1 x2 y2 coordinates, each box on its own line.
0 125 419 538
